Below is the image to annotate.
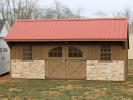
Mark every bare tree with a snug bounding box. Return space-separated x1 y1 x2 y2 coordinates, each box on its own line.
112 8 133 22
54 1 62 18
0 0 42 25
41 1 82 19
94 11 108 18
0 0 6 19
41 8 56 19
112 8 133 34
0 0 82 25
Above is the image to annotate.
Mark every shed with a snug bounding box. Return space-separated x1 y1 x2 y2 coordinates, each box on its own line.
0 20 10 75
5 18 128 81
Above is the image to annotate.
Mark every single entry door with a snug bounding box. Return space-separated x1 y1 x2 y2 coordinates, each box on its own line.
46 46 85 79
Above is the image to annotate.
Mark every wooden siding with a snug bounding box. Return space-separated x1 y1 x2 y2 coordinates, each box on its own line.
11 44 23 60
10 42 127 61
112 45 125 60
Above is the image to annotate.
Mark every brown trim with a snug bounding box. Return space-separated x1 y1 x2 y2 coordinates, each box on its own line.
10 46 12 79
84 80 126 82
67 58 83 60
7 41 125 45
125 42 128 81
123 41 128 81
127 23 129 49
11 78 126 82
98 60 113 63
45 78 86 80
5 39 127 42
21 60 34 62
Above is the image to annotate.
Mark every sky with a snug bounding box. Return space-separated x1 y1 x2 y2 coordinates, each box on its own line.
40 0 133 17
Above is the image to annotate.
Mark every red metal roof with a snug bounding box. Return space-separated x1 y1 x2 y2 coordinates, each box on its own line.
5 18 128 42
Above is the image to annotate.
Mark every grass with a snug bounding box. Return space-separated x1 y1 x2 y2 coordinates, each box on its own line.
0 60 133 100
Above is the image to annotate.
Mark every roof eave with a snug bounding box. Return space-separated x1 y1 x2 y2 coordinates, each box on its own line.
5 39 128 42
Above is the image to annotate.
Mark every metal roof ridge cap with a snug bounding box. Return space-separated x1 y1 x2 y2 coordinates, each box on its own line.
16 18 128 22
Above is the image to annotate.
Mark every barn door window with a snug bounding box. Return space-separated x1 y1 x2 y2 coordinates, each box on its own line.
49 47 62 57
100 44 111 60
68 47 82 57
23 45 32 60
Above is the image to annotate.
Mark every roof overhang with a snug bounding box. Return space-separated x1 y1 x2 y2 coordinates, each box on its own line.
5 39 127 42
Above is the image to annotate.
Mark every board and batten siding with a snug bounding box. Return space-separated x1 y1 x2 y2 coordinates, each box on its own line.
10 42 127 81
11 43 126 60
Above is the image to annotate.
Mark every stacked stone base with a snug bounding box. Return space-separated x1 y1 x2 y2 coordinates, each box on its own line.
86 60 125 81
11 60 125 81
11 60 45 79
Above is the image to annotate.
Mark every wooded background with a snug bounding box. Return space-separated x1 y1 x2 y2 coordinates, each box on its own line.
0 0 132 33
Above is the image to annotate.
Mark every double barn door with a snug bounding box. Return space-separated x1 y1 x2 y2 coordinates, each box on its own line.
46 46 86 79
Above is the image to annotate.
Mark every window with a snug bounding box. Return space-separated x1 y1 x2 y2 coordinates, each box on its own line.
49 47 62 57
0 48 2 53
69 47 82 57
3 48 8 52
100 45 111 60
23 45 32 60
2 56 4 60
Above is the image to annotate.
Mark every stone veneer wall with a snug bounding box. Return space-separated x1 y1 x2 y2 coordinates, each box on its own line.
86 60 125 81
11 60 45 79
128 34 133 59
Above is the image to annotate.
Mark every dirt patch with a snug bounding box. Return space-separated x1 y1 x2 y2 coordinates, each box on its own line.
0 98 8 100
41 91 60 96
1 96 35 100
72 96 82 100
126 88 133 93
65 84 82 89
0 74 11 83
52 84 82 91
95 88 107 96
72 95 95 100
9 88 22 92
11 96 22 100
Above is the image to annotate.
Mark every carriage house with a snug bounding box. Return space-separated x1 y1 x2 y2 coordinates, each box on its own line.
5 18 128 81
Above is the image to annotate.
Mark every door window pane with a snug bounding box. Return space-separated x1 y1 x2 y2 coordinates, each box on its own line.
49 47 62 57
69 47 82 57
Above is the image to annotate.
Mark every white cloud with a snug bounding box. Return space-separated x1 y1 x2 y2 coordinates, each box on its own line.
55 0 64 3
